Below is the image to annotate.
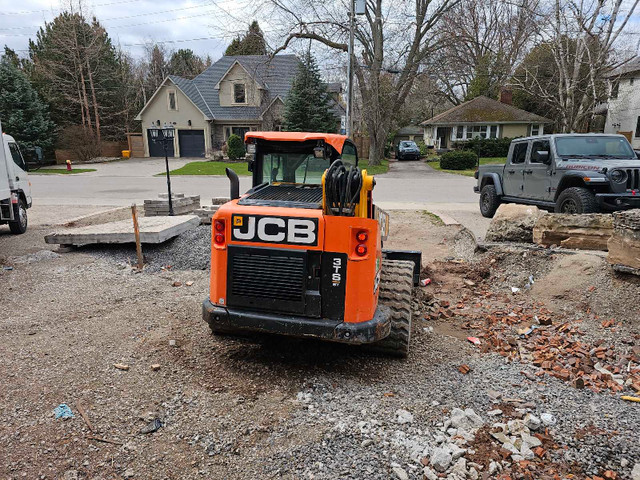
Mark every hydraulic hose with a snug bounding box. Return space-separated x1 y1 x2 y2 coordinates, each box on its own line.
324 160 363 216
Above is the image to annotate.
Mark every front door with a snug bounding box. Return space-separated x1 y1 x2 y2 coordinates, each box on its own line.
524 139 553 201
502 141 529 196
436 127 450 149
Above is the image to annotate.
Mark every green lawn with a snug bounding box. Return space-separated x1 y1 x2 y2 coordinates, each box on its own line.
430 157 506 177
166 161 250 176
166 159 389 176
31 168 96 175
361 159 389 175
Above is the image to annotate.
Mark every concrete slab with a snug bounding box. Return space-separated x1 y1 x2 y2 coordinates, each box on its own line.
44 215 200 246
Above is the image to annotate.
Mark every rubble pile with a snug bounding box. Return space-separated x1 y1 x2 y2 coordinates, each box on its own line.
463 303 640 395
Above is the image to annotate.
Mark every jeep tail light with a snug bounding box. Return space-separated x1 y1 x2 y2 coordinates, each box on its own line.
214 219 225 245
355 244 367 256
356 230 368 242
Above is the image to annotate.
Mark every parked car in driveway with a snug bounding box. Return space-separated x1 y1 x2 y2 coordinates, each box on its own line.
474 133 640 217
396 141 421 161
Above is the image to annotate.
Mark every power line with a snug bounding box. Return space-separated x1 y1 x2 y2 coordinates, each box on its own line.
0 0 147 16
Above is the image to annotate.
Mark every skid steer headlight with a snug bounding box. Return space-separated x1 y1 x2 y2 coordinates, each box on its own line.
355 244 368 256
610 169 627 184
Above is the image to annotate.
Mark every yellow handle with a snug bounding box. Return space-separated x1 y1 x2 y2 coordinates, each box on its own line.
621 395 640 403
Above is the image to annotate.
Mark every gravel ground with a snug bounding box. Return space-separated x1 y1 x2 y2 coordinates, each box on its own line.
81 224 212 272
1 209 639 480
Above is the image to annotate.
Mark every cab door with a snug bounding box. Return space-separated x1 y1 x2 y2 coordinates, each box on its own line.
502 141 529 196
523 138 553 201
5 141 32 204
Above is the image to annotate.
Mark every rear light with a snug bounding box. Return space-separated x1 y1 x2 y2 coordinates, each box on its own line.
356 230 368 242
355 244 367 256
214 220 225 245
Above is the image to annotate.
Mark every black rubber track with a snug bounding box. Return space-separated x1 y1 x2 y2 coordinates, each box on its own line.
366 259 414 357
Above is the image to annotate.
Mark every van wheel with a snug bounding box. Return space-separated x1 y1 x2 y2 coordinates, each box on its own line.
555 187 598 214
480 184 500 218
9 199 27 234
366 259 413 357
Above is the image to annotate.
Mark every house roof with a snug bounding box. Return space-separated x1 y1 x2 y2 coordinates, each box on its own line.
606 57 640 78
396 125 424 136
421 96 553 126
138 55 344 123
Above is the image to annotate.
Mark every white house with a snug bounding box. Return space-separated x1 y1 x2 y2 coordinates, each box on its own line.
604 58 640 149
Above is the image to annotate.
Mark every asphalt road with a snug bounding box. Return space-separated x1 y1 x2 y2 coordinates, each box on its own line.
29 158 490 237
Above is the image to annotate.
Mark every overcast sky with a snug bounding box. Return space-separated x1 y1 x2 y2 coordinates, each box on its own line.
0 0 264 60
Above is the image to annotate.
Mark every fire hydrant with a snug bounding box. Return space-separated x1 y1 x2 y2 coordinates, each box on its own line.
66 159 72 172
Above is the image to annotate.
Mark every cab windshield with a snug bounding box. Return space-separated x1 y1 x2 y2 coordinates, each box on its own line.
262 153 331 185
555 136 635 160
257 140 357 185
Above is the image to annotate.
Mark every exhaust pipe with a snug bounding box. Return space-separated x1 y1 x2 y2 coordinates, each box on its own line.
225 168 240 200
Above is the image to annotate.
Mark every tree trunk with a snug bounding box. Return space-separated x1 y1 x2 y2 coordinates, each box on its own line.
86 58 101 143
368 132 386 166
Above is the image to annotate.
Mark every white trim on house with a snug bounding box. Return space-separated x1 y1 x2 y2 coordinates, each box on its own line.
214 60 264 90
135 77 210 121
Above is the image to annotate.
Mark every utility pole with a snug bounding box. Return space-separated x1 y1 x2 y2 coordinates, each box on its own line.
346 0 355 138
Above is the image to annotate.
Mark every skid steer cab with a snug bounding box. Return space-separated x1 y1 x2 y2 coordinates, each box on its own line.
203 132 421 356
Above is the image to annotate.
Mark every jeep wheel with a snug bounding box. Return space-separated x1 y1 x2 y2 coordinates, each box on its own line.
555 187 599 214
366 259 413 357
479 184 501 218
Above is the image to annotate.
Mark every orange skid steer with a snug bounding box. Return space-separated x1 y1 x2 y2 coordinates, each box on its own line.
203 132 421 356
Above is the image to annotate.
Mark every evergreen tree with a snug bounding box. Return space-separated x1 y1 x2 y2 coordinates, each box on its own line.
283 52 338 133
225 21 267 56
28 12 127 141
0 53 56 151
168 49 206 78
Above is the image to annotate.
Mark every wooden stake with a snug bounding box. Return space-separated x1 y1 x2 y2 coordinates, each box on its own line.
76 402 94 431
131 204 143 269
87 435 124 446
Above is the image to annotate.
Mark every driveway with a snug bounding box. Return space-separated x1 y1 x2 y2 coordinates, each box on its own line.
29 158 489 238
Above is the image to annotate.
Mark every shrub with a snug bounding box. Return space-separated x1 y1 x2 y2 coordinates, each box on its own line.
451 137 514 158
416 141 428 156
59 126 101 163
227 134 245 160
440 150 478 170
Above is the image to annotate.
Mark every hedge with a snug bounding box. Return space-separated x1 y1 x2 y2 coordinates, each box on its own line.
451 137 514 158
439 150 478 170
227 134 246 160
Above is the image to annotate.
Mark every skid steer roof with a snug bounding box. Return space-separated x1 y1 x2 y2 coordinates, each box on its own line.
245 131 348 153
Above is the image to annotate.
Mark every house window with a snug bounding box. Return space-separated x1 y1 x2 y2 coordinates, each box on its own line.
489 125 498 139
611 80 619 99
233 84 246 104
168 90 177 111
635 116 640 138
466 125 487 139
455 126 464 140
530 124 541 136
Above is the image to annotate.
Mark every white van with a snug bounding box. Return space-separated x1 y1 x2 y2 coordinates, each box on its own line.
1 120 32 234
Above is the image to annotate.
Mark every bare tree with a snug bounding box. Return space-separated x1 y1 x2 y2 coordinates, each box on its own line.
427 0 539 105
271 0 459 165
511 0 639 132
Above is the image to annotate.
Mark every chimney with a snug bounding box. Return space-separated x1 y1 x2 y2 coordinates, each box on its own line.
499 87 513 105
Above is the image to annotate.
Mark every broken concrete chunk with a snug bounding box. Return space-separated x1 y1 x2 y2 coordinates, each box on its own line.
533 213 613 251
486 204 547 243
430 446 452 472
395 409 414 424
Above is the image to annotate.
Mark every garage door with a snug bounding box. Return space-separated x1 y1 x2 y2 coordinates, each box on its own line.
178 130 206 158
147 130 174 157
